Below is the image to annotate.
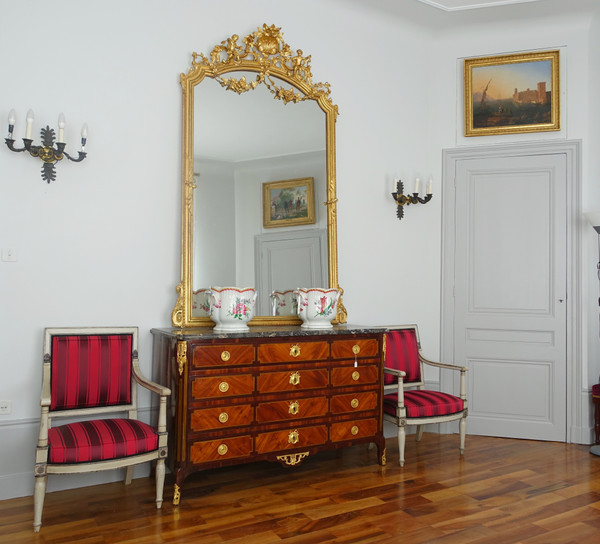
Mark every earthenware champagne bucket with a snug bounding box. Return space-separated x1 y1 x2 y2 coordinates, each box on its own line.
208 286 257 332
295 287 340 329
269 289 298 316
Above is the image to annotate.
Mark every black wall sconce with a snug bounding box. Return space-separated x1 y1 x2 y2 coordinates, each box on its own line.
5 109 87 183
391 178 432 220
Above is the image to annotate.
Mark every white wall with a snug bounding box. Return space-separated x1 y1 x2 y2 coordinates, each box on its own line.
0 0 598 500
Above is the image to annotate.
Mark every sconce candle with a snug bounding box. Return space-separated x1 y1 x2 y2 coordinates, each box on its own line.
25 109 34 139
81 123 88 152
5 109 87 183
7 109 16 138
57 113 65 143
427 177 433 195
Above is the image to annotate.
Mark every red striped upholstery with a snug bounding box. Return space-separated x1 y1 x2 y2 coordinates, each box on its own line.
383 390 464 418
48 419 158 463
385 329 421 385
50 334 132 411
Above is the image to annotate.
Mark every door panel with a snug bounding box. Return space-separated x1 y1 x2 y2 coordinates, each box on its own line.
453 153 566 441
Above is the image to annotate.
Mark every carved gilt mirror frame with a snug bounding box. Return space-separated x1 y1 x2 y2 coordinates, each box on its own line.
171 24 347 328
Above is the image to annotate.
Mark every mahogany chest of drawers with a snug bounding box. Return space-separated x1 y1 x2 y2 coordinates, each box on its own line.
151 326 386 504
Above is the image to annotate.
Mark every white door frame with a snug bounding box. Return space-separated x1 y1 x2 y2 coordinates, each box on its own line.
441 140 584 443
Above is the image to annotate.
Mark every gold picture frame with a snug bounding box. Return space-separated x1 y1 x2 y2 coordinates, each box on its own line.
464 50 560 137
262 177 316 228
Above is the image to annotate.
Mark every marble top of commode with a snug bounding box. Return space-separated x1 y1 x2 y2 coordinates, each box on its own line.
150 324 388 341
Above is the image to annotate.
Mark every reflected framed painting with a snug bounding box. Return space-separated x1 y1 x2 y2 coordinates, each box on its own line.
262 177 315 228
464 50 560 137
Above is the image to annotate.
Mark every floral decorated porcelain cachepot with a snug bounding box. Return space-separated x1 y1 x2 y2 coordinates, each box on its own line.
208 286 257 332
295 287 340 329
192 288 211 317
269 289 298 316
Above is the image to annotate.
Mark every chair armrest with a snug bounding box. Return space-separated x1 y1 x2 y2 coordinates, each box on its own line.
420 355 468 373
420 356 468 401
132 359 171 397
383 368 406 378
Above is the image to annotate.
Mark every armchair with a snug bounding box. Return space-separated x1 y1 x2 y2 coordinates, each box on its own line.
33 327 171 532
383 326 468 466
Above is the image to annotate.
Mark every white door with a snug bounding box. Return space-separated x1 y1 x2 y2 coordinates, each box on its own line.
451 153 567 441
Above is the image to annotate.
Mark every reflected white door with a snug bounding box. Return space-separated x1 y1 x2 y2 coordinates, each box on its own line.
452 153 567 441
255 229 327 315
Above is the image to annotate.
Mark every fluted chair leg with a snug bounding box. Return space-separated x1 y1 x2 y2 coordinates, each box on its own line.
124 466 134 485
459 416 466 454
33 474 47 533
155 458 165 509
398 425 406 466
416 425 424 442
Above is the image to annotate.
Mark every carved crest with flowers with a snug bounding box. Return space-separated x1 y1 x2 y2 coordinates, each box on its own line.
187 24 338 116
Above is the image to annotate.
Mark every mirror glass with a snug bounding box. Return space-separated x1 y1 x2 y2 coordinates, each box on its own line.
172 24 345 328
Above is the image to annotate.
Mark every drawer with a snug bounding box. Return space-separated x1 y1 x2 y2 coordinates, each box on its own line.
258 341 329 363
192 344 254 368
330 418 378 442
331 365 379 387
191 374 254 399
331 338 379 360
256 396 328 423
190 435 252 464
190 404 253 431
330 391 378 414
255 425 328 454
258 369 328 393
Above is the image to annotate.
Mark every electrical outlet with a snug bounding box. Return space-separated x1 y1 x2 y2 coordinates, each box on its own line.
1 248 17 262
0 400 12 414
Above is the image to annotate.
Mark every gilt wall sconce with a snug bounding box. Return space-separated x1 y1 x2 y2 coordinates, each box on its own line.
5 109 87 183
391 178 433 220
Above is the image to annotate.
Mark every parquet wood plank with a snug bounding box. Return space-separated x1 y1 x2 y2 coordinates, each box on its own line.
1 434 599 543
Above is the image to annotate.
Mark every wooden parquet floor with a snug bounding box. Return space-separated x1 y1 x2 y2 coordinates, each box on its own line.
2 434 600 543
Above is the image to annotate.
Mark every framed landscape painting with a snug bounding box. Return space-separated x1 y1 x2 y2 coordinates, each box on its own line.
464 50 560 136
262 177 315 228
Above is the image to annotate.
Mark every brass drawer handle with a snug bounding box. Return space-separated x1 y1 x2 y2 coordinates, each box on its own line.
221 350 231 362
288 430 299 444
351 425 359 435
351 398 359 409
352 344 360 355
289 401 300 415
218 412 229 423
290 344 301 358
217 443 228 455
219 381 230 393
289 371 301 386
352 370 360 381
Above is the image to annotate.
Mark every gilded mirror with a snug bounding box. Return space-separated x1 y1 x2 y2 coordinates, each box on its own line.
172 24 346 328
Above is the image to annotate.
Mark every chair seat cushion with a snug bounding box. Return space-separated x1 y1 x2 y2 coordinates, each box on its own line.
48 418 158 464
383 390 464 418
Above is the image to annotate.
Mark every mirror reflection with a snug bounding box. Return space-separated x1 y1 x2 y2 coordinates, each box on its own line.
192 75 327 316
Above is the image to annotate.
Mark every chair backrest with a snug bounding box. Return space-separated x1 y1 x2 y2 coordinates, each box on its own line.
384 327 422 385
45 327 136 412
